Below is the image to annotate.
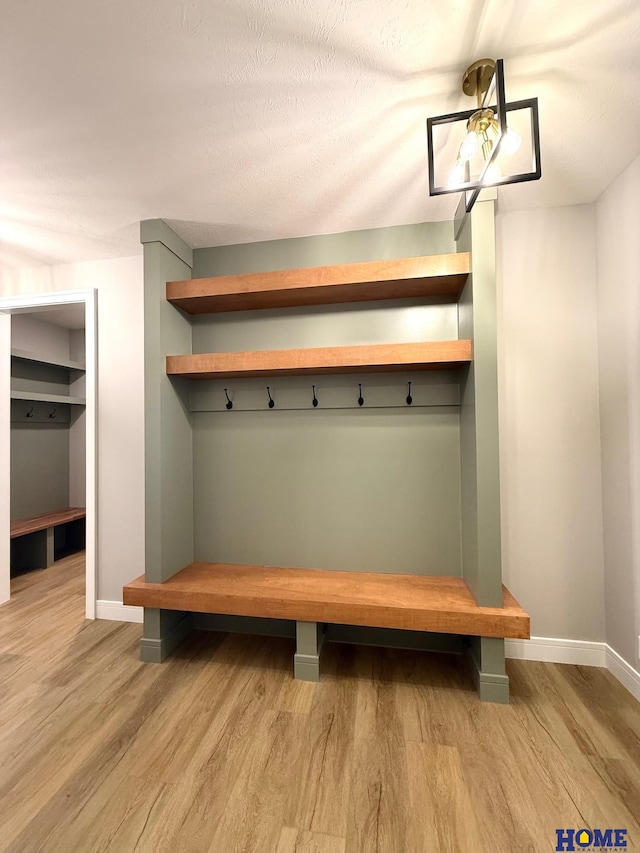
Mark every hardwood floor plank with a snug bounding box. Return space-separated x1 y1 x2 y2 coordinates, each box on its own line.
5 768 167 853
272 673 318 715
277 827 346 853
406 743 482 853
345 736 410 853
208 710 308 852
286 646 358 838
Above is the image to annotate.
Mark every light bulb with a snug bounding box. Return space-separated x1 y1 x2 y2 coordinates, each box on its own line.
448 160 466 187
501 127 521 156
459 131 479 161
483 163 502 184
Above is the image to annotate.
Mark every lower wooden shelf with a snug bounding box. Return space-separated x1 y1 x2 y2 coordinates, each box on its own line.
123 562 530 639
166 340 472 380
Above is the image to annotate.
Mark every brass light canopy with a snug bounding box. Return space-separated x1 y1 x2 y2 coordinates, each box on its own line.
426 57 542 227
462 58 497 106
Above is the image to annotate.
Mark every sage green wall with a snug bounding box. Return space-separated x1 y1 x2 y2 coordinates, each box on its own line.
193 408 461 574
192 221 455 277
191 220 462 576
457 198 503 607
191 300 458 353
142 222 194 583
10 424 70 520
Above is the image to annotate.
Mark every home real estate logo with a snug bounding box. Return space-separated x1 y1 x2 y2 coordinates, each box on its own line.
555 828 628 851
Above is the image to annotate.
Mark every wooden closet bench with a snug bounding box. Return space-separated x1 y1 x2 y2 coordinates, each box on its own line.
124 562 530 685
11 508 86 571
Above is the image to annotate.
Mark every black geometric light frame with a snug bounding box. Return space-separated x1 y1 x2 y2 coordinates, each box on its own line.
426 59 541 215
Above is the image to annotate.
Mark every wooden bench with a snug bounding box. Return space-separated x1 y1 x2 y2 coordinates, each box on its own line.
10 508 86 571
124 562 530 686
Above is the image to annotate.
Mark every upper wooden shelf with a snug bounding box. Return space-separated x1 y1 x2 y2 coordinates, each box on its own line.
166 340 472 380
167 252 471 314
123 562 530 639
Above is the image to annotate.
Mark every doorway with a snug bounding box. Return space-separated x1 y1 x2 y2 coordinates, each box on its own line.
0 290 97 617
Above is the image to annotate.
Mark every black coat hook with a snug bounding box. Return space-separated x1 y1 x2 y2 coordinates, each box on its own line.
357 384 364 406
406 381 413 405
312 385 318 408
267 386 275 409
224 389 233 410
48 408 57 419
26 407 34 419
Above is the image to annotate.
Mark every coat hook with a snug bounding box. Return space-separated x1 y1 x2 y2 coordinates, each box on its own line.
26 406 34 418
406 381 413 405
48 408 57 419
267 386 275 409
312 385 318 408
224 388 233 410
357 384 364 407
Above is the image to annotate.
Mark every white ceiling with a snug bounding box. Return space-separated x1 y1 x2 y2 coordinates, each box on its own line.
1 0 639 265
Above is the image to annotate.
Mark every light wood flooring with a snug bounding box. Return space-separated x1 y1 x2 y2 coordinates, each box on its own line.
1 553 639 853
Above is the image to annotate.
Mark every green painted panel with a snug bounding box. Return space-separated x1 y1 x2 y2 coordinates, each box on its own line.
140 219 193 268
192 300 458 354
192 220 455 278
456 200 502 607
192 408 462 575
143 234 194 583
10 424 70 520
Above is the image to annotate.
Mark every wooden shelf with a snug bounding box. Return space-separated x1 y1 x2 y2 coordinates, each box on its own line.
167 252 471 314
167 340 472 380
11 348 85 372
11 507 86 539
10 390 86 406
123 562 530 639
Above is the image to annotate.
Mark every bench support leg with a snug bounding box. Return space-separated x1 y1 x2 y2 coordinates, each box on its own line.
294 621 326 682
45 528 55 567
468 637 510 703
140 608 193 663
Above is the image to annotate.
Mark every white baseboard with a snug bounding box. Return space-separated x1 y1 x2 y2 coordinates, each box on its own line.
506 636 640 703
96 599 143 623
505 636 607 667
606 645 640 703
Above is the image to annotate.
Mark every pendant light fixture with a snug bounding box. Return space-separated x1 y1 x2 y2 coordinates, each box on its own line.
426 58 541 224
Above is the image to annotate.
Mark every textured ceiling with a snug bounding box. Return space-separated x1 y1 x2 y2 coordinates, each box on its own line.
1 0 639 265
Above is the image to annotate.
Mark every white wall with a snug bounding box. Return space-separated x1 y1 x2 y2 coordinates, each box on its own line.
0 255 144 602
0 313 10 605
496 205 606 643
596 152 640 668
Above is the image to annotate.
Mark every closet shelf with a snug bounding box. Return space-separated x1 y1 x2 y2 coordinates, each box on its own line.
167 252 471 314
11 348 85 372
166 340 472 380
11 390 86 406
124 562 530 639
